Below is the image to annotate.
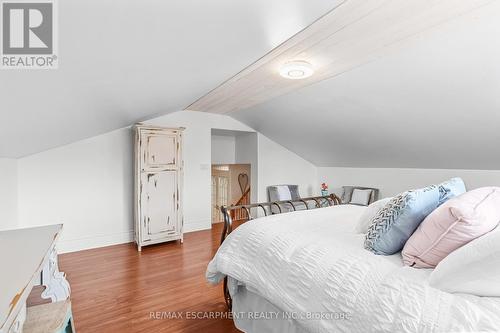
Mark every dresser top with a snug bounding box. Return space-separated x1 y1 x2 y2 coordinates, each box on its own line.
0 224 62 333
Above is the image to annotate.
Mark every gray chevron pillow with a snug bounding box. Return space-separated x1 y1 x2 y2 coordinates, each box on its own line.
364 185 440 255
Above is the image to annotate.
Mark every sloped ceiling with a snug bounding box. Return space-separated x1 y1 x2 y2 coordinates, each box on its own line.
0 0 337 158
231 1 500 170
187 0 493 114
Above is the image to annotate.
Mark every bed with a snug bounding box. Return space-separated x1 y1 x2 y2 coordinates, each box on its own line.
206 204 500 333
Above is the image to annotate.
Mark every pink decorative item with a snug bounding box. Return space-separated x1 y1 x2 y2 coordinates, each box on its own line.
402 187 500 268
321 183 328 196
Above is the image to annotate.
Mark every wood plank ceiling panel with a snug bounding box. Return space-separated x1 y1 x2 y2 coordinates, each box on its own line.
185 0 494 114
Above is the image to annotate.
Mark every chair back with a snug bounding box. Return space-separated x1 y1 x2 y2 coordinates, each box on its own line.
341 186 379 205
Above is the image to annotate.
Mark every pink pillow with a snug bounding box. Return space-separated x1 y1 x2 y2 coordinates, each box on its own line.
402 187 500 268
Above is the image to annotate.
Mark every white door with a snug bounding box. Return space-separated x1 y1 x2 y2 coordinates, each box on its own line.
141 131 178 170
211 175 229 223
141 171 178 241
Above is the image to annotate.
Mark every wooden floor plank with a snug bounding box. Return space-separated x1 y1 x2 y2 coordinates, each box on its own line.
59 223 241 333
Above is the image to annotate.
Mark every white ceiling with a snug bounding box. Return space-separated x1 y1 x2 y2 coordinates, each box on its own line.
0 0 337 158
187 0 492 114
4 0 500 171
231 1 500 169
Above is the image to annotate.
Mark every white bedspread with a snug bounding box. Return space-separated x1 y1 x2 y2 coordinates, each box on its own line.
206 205 500 333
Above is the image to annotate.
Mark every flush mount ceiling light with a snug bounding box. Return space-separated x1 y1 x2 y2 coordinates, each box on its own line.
279 61 314 79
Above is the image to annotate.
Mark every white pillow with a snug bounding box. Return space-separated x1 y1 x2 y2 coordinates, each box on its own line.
276 186 292 200
429 227 500 297
354 197 392 234
350 189 373 206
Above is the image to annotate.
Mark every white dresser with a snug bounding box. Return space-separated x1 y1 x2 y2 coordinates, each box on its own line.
0 224 71 333
134 125 184 251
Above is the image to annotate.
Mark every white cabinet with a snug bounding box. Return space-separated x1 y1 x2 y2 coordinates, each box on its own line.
134 125 184 251
0 225 70 333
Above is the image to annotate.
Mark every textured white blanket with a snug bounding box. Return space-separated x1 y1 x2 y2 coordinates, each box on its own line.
207 205 500 333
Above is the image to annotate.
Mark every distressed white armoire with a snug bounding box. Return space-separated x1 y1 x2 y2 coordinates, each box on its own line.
134 125 184 251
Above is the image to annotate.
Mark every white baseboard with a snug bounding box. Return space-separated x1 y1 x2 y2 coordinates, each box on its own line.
58 230 135 253
58 219 212 253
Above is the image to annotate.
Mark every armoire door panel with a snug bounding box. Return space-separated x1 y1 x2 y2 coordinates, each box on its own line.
141 171 178 240
141 132 177 170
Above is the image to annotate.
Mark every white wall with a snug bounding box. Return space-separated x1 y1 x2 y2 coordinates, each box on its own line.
0 158 18 230
14 110 325 252
211 135 236 164
13 106 500 253
235 133 259 203
318 167 500 199
258 134 318 202
18 128 134 252
17 111 257 252
143 111 255 234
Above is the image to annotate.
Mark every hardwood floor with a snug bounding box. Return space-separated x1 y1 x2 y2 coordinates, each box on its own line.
59 223 241 333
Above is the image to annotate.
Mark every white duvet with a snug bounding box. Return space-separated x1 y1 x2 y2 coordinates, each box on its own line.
206 205 500 333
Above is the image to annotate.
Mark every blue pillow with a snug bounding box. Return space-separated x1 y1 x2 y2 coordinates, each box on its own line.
364 185 440 255
438 177 466 206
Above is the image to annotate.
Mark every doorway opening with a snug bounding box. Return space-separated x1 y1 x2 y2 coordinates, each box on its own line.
211 164 250 224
